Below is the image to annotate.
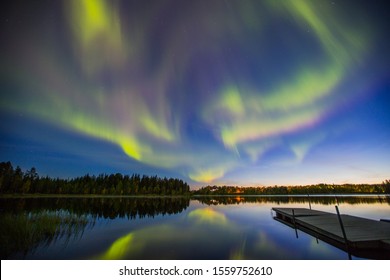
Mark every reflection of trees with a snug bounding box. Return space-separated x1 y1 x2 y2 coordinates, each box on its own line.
1 195 387 259
0 197 190 259
0 210 88 259
194 195 390 206
99 207 237 260
0 197 190 220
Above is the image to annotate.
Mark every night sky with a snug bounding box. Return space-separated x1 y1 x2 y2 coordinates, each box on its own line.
1 0 389 187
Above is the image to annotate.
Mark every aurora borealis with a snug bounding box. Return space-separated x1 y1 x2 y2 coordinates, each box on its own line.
1 0 389 186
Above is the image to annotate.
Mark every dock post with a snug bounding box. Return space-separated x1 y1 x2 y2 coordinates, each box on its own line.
292 209 299 238
335 206 351 259
307 193 311 210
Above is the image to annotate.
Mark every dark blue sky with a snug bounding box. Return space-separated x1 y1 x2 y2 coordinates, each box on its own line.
1 0 389 186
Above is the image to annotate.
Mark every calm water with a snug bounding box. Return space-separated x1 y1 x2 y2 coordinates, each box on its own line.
1 195 389 260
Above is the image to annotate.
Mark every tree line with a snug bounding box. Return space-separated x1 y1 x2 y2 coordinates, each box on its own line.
193 182 390 195
0 162 190 195
194 195 390 206
1 161 389 196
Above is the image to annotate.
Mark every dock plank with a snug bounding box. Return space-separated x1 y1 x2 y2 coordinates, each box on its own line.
297 215 390 241
272 207 329 217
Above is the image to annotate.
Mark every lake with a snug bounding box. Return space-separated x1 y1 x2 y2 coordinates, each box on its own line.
1 195 389 260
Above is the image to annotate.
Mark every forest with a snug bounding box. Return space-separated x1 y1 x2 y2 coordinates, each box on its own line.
0 161 389 195
0 162 190 195
193 182 390 195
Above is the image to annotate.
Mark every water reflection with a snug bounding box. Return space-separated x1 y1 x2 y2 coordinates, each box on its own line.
97 207 240 260
0 196 388 259
194 195 390 206
0 197 190 259
0 210 88 259
188 207 228 225
0 197 190 219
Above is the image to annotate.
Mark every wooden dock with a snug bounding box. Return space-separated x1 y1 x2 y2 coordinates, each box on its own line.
272 207 390 259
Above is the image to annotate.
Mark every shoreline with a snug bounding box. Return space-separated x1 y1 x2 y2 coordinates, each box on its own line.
1 193 389 198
